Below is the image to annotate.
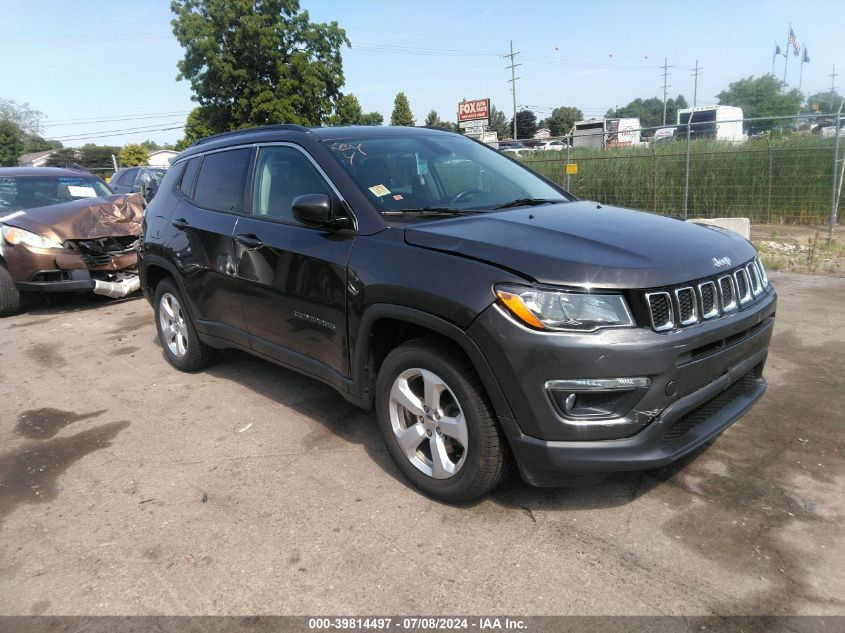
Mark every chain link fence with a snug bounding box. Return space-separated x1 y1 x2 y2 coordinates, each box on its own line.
514 113 844 235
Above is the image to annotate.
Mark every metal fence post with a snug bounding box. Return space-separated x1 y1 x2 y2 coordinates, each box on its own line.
682 119 692 219
830 100 844 245
652 145 658 213
565 142 571 191
766 138 773 224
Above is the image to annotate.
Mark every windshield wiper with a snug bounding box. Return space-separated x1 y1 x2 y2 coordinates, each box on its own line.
381 207 477 216
493 198 563 210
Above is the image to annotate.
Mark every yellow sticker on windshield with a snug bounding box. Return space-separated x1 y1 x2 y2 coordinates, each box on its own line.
368 184 391 197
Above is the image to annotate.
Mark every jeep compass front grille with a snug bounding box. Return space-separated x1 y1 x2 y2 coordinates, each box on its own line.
644 259 769 332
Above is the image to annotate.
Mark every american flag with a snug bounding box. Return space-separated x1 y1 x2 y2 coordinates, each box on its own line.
788 27 800 55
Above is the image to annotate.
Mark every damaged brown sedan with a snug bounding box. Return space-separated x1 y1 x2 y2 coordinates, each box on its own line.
0 167 144 315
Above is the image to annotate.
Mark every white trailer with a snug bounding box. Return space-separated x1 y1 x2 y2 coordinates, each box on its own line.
570 117 641 149
677 105 744 142
569 117 640 149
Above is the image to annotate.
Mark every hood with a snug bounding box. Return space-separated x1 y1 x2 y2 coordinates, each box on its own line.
0 194 144 243
403 201 757 289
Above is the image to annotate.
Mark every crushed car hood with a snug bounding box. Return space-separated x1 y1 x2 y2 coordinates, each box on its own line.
0 193 143 242
403 201 758 289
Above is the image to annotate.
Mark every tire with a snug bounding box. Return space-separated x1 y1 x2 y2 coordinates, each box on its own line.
0 262 22 317
153 277 217 372
375 337 512 502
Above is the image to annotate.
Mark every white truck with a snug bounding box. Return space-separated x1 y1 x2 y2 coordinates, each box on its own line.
676 105 745 142
570 117 641 149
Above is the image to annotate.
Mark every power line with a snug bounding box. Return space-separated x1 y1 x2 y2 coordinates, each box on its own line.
42 111 191 128
53 122 185 142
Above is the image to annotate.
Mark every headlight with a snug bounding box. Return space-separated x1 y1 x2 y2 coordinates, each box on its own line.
496 284 635 332
1 225 63 249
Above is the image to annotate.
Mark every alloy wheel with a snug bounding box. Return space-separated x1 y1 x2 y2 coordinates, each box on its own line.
388 368 469 479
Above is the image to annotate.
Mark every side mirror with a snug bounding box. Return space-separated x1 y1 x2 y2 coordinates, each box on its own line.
292 194 349 229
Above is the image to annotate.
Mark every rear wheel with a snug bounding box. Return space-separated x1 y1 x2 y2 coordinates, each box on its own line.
154 277 217 372
375 338 511 502
0 262 22 317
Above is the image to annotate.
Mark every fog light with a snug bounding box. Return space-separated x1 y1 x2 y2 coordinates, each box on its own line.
545 377 651 421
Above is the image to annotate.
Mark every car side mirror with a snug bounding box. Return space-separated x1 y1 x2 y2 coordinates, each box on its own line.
292 194 350 229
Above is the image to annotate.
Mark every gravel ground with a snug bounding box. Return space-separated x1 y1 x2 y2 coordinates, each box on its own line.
0 271 843 616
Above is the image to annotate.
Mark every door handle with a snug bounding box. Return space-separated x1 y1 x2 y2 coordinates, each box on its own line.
235 233 264 250
171 217 189 229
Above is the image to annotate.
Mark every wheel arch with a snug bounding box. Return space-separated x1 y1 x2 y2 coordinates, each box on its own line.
352 304 513 421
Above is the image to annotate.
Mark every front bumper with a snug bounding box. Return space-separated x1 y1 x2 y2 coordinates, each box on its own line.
4 241 138 294
16 268 99 293
467 286 776 486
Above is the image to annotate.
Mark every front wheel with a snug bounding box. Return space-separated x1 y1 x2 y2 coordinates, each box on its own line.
375 338 511 502
0 262 22 317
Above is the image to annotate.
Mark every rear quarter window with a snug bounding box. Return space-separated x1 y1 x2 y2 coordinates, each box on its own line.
177 157 200 197
191 149 252 213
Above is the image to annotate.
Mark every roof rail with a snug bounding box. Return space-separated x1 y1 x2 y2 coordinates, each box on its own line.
192 124 312 146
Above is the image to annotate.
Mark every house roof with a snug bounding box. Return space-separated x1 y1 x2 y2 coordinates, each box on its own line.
147 149 178 157
18 150 55 164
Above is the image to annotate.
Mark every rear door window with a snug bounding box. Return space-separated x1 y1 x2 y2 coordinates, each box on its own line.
192 149 252 213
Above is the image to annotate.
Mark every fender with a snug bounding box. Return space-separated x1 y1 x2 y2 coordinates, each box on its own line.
351 303 514 421
139 253 192 308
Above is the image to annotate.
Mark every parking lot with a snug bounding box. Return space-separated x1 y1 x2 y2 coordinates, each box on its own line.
0 271 843 616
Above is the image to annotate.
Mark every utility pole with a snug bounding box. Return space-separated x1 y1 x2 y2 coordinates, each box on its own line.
505 40 521 140
661 57 672 125
831 64 839 103
691 60 701 108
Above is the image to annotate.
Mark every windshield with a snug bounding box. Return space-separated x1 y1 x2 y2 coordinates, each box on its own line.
323 133 570 215
0 175 112 212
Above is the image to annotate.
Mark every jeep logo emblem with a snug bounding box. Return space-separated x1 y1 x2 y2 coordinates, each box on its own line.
712 256 732 268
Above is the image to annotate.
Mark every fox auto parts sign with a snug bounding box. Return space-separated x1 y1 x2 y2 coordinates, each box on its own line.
458 98 490 123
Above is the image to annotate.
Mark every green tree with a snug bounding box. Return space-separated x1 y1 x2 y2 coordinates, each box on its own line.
177 106 216 148
806 90 843 114
608 95 688 129
361 111 384 126
510 109 537 139
329 93 365 125
0 98 43 134
141 140 162 151
171 0 349 133
45 148 81 167
424 110 440 127
488 104 509 139
390 92 415 126
0 121 25 167
21 133 62 154
717 75 802 129
79 144 121 170
118 144 150 167
539 106 583 136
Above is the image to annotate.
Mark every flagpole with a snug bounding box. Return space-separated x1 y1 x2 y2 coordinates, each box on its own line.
783 23 791 86
798 48 805 94
772 40 777 76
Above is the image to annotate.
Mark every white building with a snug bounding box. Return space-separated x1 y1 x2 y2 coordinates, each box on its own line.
147 150 178 168
18 150 55 167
